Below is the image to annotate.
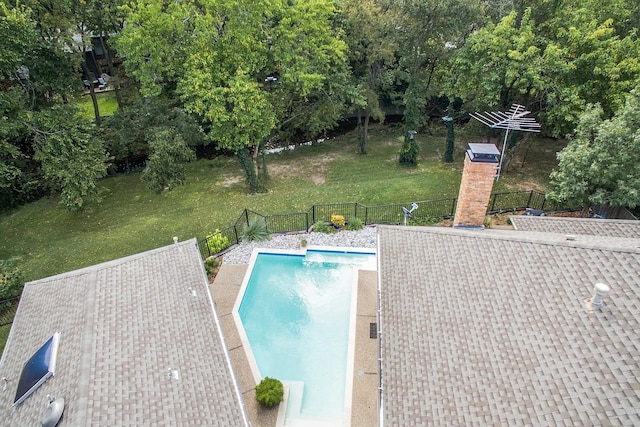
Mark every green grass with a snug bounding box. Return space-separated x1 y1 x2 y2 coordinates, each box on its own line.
0 123 562 285
0 123 565 353
74 91 119 118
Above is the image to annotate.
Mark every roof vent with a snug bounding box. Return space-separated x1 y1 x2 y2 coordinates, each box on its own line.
590 283 610 310
565 234 577 241
173 236 179 245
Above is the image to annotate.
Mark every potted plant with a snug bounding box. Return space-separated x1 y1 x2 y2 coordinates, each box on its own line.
255 377 284 408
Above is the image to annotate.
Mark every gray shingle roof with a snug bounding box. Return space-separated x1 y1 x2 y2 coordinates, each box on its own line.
0 239 249 426
378 225 640 426
511 215 640 238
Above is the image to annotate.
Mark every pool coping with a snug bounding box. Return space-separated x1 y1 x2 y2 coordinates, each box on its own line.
211 250 379 427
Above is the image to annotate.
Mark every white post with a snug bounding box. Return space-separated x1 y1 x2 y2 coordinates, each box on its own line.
496 128 510 180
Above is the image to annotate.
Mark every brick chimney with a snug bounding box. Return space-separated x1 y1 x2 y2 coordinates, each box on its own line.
453 143 500 228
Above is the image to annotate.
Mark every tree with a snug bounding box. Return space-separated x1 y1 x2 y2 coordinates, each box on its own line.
451 1 640 137
142 129 195 193
32 106 109 211
18 0 82 106
101 97 205 173
342 0 394 154
548 87 640 209
116 0 347 193
0 258 25 299
398 90 419 166
450 9 543 111
382 0 483 165
81 0 127 108
0 5 43 210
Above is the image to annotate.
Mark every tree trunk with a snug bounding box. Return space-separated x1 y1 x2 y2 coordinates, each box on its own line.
363 109 371 154
356 110 364 154
81 62 101 126
253 139 269 179
237 147 264 193
98 33 123 108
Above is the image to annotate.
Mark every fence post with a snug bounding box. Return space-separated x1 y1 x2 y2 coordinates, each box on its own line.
244 209 250 227
233 225 239 245
365 206 369 225
541 197 547 211
312 205 316 225
527 190 534 208
451 198 457 217
490 194 497 212
204 238 212 258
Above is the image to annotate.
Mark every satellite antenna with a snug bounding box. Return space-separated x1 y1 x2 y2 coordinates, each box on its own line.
469 104 541 179
41 396 65 427
402 202 419 225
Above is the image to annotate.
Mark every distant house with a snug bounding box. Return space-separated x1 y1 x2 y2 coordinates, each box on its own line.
377 217 640 425
0 239 249 426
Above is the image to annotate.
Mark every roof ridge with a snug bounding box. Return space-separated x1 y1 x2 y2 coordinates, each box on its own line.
379 225 640 254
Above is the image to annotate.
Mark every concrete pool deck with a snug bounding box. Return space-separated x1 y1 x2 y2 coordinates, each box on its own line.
211 264 378 427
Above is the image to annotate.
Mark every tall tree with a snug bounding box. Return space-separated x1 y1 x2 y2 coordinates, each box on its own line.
382 0 483 165
101 97 205 173
342 0 394 154
116 0 347 193
451 1 640 137
32 106 109 211
548 87 640 209
0 4 41 210
142 129 195 193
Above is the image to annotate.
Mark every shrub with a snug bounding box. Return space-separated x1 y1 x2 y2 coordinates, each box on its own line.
206 229 231 254
0 259 25 300
255 377 284 408
204 257 220 276
330 214 345 227
344 217 363 230
311 221 336 234
242 218 269 242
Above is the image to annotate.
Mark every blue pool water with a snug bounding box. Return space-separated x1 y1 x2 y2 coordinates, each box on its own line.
238 249 375 425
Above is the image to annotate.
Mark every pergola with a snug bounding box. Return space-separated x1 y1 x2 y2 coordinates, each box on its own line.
470 104 541 179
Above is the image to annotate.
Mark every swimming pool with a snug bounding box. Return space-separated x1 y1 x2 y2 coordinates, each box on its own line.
234 248 376 426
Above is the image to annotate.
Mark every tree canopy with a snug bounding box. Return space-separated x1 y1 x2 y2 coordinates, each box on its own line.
451 0 640 137
1 0 639 207
549 87 640 209
116 0 348 192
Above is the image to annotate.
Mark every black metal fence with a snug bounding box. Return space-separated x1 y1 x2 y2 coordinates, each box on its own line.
0 297 20 326
197 190 576 259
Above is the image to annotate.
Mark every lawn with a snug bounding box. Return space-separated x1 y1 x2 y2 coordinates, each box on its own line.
0 123 562 285
0 123 564 354
74 90 119 118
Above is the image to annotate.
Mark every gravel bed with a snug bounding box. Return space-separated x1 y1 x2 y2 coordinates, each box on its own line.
221 225 378 264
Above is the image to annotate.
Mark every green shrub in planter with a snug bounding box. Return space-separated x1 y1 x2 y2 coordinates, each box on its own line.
255 377 284 408
204 257 220 275
242 218 270 242
206 229 230 254
344 217 363 230
312 221 336 234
